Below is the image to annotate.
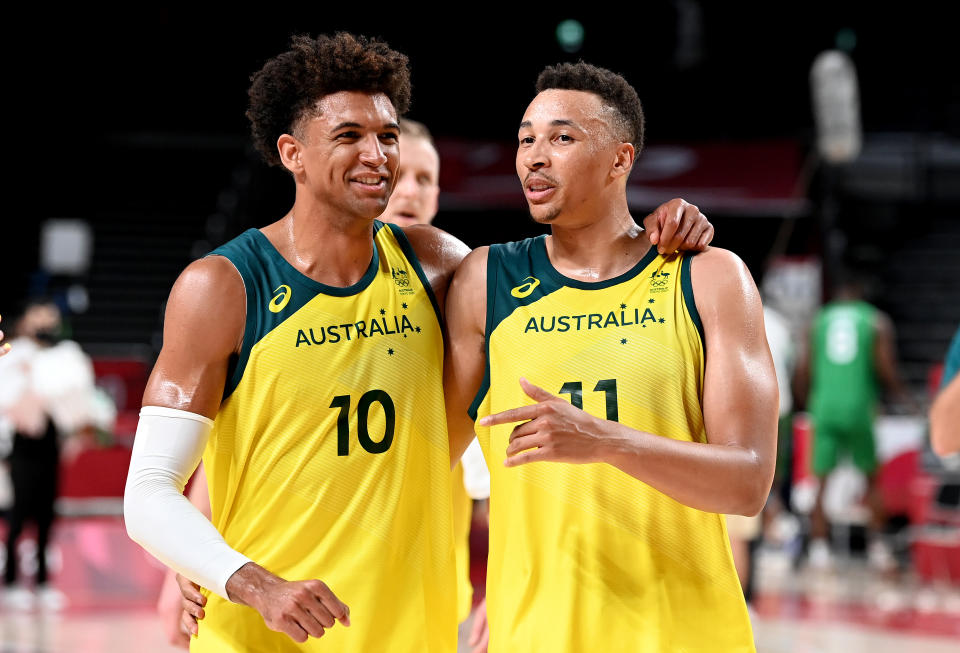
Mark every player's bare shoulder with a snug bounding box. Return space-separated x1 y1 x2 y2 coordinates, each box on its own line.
452 245 489 290
163 255 246 357
687 247 763 326
400 223 471 308
143 255 247 413
689 247 757 299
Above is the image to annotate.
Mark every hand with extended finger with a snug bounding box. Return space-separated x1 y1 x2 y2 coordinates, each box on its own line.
226 562 350 643
478 378 609 467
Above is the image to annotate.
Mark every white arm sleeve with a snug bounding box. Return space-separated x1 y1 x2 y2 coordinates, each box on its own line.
461 437 490 500
123 406 251 599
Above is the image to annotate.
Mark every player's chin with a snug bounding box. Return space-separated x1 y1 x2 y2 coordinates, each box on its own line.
352 198 390 221
527 205 561 224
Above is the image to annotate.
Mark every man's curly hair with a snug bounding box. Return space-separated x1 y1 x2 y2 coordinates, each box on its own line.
246 32 411 167
536 62 645 154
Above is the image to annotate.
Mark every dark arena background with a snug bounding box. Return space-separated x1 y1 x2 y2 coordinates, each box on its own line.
1 4 959 651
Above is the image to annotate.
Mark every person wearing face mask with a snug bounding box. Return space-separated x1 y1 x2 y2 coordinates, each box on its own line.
0 298 107 610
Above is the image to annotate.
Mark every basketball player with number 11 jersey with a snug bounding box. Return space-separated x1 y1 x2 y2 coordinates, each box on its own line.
442 62 777 653
470 239 754 651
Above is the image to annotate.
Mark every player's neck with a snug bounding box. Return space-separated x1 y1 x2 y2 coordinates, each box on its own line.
546 204 651 282
264 199 377 288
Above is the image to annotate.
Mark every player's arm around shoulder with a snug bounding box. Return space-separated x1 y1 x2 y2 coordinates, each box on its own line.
444 246 490 464
691 247 779 514
400 223 471 311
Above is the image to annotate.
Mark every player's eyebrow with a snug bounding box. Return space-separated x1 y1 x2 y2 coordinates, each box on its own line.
518 119 585 130
331 121 400 132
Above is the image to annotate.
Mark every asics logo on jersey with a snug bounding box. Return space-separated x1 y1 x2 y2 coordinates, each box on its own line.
269 285 292 313
511 276 541 298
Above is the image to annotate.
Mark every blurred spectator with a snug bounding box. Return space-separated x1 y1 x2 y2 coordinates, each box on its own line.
930 325 960 457
796 271 911 570
764 302 798 518
379 118 440 228
0 298 115 610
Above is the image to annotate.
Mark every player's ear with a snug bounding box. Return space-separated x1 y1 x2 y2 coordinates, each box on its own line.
277 134 303 174
611 142 634 180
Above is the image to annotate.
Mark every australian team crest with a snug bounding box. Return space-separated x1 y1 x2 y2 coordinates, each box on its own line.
649 270 671 294
392 267 414 295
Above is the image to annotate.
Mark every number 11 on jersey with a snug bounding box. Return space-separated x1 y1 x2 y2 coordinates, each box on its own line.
559 379 619 421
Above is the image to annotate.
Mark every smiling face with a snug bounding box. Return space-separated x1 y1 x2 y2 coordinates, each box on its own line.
379 134 440 226
516 89 632 225
289 90 401 221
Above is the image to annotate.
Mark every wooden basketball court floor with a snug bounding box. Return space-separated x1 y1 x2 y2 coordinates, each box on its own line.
1 518 958 652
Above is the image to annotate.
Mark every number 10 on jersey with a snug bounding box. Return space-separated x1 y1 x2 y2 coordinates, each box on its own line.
330 390 396 456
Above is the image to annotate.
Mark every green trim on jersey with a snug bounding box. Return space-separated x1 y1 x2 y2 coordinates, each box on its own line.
208 223 387 400
532 235 658 290
680 252 705 357
383 222 444 333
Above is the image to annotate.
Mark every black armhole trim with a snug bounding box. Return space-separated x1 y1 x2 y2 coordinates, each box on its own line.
468 248 496 421
209 253 257 401
385 222 445 334
681 252 706 359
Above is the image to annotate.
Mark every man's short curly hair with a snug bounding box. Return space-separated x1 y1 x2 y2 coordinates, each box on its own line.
246 32 411 167
536 62 645 153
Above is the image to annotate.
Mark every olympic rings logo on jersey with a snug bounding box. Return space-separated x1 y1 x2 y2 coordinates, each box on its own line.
392 267 411 287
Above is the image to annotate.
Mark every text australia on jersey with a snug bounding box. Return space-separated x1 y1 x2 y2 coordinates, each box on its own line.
523 306 663 334
295 313 417 346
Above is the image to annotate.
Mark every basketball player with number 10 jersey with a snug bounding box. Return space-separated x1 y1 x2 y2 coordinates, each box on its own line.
192 221 456 651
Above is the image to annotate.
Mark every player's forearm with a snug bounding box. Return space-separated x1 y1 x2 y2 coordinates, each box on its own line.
931 375 960 457
599 423 770 516
448 418 477 468
124 407 251 599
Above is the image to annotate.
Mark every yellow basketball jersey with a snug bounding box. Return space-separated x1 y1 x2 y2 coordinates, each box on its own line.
451 462 474 623
470 237 754 652
194 223 456 652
